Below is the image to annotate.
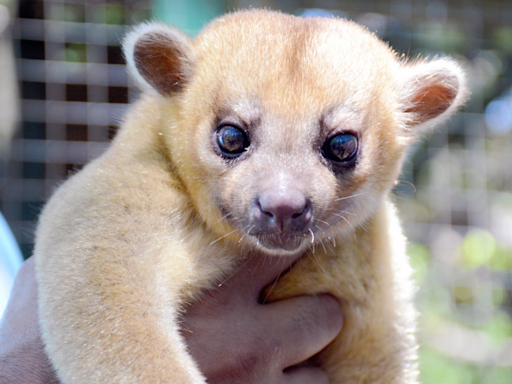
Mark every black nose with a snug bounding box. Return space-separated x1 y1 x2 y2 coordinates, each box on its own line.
254 188 311 233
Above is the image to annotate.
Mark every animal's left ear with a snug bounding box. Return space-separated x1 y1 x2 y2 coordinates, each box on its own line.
399 58 468 134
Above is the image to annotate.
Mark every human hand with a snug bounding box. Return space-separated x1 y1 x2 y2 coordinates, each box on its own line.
182 255 343 384
0 255 342 384
0 257 59 384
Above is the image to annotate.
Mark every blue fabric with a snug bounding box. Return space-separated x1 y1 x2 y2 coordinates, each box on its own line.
0 212 23 319
0 212 23 276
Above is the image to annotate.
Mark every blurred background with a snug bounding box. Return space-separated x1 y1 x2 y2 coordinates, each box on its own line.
0 0 511 382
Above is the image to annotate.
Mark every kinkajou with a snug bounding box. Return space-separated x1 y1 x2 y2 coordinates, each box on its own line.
35 10 467 383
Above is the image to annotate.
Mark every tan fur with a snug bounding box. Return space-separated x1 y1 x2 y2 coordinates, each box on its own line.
35 10 467 384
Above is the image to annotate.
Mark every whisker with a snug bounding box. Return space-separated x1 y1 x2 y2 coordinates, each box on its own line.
320 238 327 253
238 225 255 244
210 229 238 246
311 248 326 273
212 212 233 226
218 253 257 286
311 225 337 253
252 251 266 277
338 210 357 217
315 218 332 228
308 237 316 256
333 213 357 242
333 213 353 227
334 192 367 202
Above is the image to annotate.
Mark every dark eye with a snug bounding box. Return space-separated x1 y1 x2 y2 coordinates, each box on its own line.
216 125 250 157
322 133 358 163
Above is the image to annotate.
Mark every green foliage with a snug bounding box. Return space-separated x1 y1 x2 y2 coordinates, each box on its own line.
490 243 512 271
481 367 512 384
458 229 512 270
408 243 430 283
62 4 85 23
420 345 512 384
415 22 466 54
419 346 474 384
104 4 125 25
412 230 512 383
426 286 453 319
460 229 496 268
452 285 473 305
481 310 512 345
492 27 512 55
63 44 87 62
91 4 125 25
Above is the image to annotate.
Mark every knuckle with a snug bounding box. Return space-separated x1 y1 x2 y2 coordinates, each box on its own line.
235 347 261 374
208 347 262 383
285 366 330 384
230 337 276 379
291 295 342 340
320 295 343 331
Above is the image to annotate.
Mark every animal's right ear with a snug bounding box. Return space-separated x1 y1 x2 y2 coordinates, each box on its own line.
123 23 195 96
397 57 468 135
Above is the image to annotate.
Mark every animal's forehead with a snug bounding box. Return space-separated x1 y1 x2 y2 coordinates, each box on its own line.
191 12 396 116
195 11 394 73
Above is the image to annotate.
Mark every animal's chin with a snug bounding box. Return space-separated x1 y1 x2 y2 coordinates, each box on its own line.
251 233 309 255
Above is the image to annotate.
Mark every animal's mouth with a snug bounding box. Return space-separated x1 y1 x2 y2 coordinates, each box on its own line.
251 230 310 253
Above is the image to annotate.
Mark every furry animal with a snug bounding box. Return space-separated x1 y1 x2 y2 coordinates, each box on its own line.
35 10 467 384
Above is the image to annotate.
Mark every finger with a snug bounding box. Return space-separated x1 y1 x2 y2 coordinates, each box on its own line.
0 257 60 383
9 256 37 299
1 257 39 348
213 254 302 302
237 254 301 292
265 294 342 368
283 366 330 384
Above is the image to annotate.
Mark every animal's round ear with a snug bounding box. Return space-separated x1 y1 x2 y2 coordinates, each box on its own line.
399 58 468 133
123 22 195 96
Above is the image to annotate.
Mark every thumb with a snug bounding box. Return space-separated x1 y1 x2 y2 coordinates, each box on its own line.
213 254 301 304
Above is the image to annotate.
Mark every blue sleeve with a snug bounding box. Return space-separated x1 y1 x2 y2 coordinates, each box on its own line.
0 212 23 319
0 212 23 276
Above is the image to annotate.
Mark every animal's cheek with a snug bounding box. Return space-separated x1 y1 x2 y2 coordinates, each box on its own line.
216 173 257 225
303 172 340 217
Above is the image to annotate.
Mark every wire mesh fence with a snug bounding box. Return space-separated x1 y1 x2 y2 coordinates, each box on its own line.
1 0 149 257
2 0 512 383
